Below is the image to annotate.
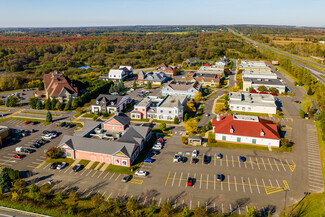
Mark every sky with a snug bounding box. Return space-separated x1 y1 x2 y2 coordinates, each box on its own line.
0 0 324 28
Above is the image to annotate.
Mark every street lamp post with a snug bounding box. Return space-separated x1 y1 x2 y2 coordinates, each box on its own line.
283 188 290 216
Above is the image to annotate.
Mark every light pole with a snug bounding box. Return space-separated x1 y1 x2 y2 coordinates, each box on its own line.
283 188 290 216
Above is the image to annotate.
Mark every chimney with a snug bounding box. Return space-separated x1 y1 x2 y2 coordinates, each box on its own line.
216 114 220 121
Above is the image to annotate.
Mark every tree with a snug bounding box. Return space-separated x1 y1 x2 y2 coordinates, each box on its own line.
29 97 38 109
28 183 39 198
146 200 157 215
182 205 190 217
229 86 240 92
299 109 306 119
12 179 26 197
185 101 196 115
38 82 44 91
160 202 173 217
257 85 267 92
147 81 152 89
91 193 104 207
184 118 198 135
246 205 258 217
51 98 57 110
126 198 137 215
36 98 42 110
307 86 313 95
8 96 19 107
46 111 52 122
207 121 212 130
64 102 71 111
45 146 62 159
215 103 226 114
0 168 12 190
132 80 137 89
44 98 51 110
159 123 166 131
194 92 203 102
269 87 278 93
68 190 79 205
55 191 64 205
5 97 9 107
55 101 62 110
71 98 79 109
201 125 206 134
184 113 188 122
193 206 208 217
174 116 179 124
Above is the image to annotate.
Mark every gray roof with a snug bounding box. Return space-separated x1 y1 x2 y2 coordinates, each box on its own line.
106 114 130 126
59 135 135 158
243 77 284 86
188 135 202 140
158 95 187 108
140 71 168 82
92 94 127 107
74 121 102 137
118 126 150 145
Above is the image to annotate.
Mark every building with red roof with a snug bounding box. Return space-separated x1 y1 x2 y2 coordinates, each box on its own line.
212 114 280 147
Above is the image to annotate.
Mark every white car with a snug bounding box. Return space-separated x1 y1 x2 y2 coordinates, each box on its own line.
192 150 198 157
42 134 53 140
135 170 148 176
173 155 181 163
56 162 67 170
152 145 162 150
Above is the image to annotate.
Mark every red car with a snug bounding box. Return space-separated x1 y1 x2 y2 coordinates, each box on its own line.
24 121 32 125
13 153 23 159
157 138 164 143
187 177 194 186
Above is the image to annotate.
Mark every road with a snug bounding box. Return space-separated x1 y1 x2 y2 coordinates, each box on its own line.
228 28 325 85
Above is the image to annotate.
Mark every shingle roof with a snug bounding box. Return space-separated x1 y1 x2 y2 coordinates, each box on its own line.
165 80 201 91
92 94 127 107
106 114 131 126
212 115 280 140
118 126 150 145
43 71 78 98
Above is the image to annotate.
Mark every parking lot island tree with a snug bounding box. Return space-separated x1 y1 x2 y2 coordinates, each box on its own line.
45 147 62 159
45 111 52 122
132 80 137 89
29 97 38 109
36 98 42 110
184 118 198 135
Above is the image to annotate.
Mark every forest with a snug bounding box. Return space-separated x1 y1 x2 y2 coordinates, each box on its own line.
0 28 262 91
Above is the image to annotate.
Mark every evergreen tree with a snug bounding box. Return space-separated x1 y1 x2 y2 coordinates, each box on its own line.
109 85 114 93
202 125 206 133
51 98 57 110
46 111 52 122
45 99 51 110
147 81 152 89
71 98 79 109
184 113 188 122
55 101 62 111
64 103 71 111
0 168 12 189
5 97 9 107
207 121 212 130
132 80 137 89
36 98 42 110
307 86 313 95
174 116 179 124
29 97 38 109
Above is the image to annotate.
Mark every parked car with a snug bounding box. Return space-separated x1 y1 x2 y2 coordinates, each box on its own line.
22 148 34 154
216 153 223 159
13 153 23 159
173 155 182 163
32 121 39 125
122 175 132 182
203 155 209 164
48 179 54 185
24 121 32 125
192 150 198 157
157 138 165 143
60 122 66 127
205 113 210 117
30 143 40 149
152 144 162 150
50 162 59 169
72 164 83 172
42 134 53 140
187 177 194 186
15 147 23 152
217 174 223 182
192 158 198 164
135 170 148 176
69 124 76 128
144 157 153 163
21 132 29 137
56 162 67 170
29 129 36 133
239 156 246 162
42 130 50 134
150 150 160 155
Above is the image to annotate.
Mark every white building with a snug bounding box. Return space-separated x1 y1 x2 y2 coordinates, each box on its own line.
106 66 133 81
229 92 277 114
243 77 286 93
239 60 272 72
162 80 202 98
212 114 280 148
242 70 277 79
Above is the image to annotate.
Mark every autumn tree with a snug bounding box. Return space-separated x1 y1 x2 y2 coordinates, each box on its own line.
184 118 198 135
257 85 267 92
193 92 203 102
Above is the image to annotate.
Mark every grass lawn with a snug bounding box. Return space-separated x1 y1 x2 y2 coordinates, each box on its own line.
0 109 9 112
78 159 90 167
1 117 51 125
153 119 176 124
46 158 75 165
83 113 97 118
21 111 61 116
131 118 150 122
105 164 133 175
96 162 105 171
89 161 100 170
207 141 269 151
131 134 157 171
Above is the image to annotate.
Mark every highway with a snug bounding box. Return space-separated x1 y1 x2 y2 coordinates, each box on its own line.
228 28 325 85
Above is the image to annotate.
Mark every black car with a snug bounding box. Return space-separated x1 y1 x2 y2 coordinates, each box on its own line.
122 175 132 183
50 162 59 169
72 164 83 172
30 143 40 149
24 148 35 153
203 155 210 164
69 124 75 128
60 122 66 127
51 130 59 136
43 130 50 134
65 123 71 128
29 129 36 133
192 158 198 164
32 121 40 125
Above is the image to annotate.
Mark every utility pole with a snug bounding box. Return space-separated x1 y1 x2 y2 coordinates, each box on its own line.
283 188 290 216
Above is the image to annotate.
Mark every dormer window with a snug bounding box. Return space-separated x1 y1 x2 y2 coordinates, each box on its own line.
230 127 234 133
96 101 99 104
260 130 265 136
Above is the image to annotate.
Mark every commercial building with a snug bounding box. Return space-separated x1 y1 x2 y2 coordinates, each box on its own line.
137 71 169 85
212 114 280 148
243 78 286 93
186 72 221 87
0 126 9 146
43 71 78 103
131 95 187 122
91 94 131 114
229 92 277 114
242 70 278 79
197 65 224 74
239 60 272 72
162 80 202 98
58 114 152 167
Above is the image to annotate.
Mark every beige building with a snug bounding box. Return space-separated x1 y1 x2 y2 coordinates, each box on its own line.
0 126 10 146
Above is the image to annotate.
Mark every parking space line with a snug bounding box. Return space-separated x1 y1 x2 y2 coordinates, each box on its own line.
261 158 267 170
220 157 222 166
64 167 71 174
199 174 203 189
178 172 183 187
86 170 93 177
185 172 189 187
276 179 280 188
109 173 115 180
107 192 112 200
273 159 280 171
250 157 254 169
214 175 216 190
206 174 209 190
226 155 228 167
114 174 121 181
255 178 260 194
256 157 260 170
244 162 247 168
91 170 98 177
280 160 286 172
228 175 230 191
248 177 253 193
165 171 170 186
193 173 196 188
238 156 241 168
267 158 274 171
241 177 245 192
234 176 237 192
97 171 104 178
171 172 177 187
80 169 87 176
221 179 223 191
269 179 273 187
231 156 234 167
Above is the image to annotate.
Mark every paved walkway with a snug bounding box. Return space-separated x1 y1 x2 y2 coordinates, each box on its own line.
85 161 95 169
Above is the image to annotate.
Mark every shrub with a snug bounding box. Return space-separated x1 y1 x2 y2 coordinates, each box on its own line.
182 136 188 144
45 147 62 159
299 109 306 119
159 123 166 131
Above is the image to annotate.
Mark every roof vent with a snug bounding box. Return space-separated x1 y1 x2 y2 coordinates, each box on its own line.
111 101 115 105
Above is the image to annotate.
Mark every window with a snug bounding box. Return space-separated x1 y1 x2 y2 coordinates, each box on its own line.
142 109 145 111
67 152 71 157
222 136 226 141
122 160 127 166
169 111 172 114
237 137 241 143
115 159 120 165
161 110 163 113
252 139 256 144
